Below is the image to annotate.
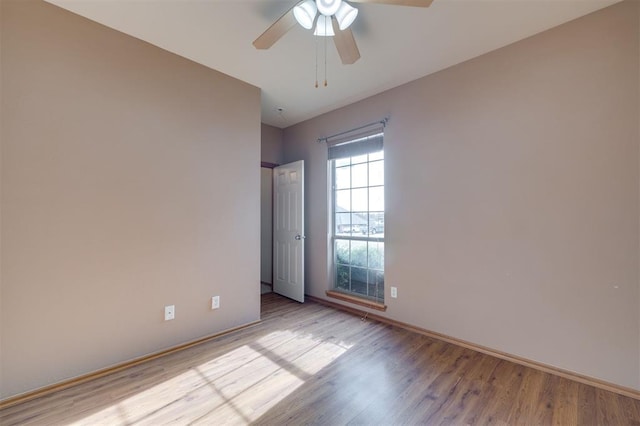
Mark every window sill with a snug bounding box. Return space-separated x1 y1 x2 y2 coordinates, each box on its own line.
326 290 387 312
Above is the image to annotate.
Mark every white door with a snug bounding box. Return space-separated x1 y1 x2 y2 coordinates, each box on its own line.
273 160 305 302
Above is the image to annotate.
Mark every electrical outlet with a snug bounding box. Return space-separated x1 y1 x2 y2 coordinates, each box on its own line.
164 305 175 321
390 287 398 299
212 296 220 310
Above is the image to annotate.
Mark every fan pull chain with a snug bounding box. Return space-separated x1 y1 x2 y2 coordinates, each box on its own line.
324 31 328 87
324 18 328 87
315 33 319 88
313 17 330 88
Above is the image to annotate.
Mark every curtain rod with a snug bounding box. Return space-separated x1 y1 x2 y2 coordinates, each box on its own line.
317 117 389 144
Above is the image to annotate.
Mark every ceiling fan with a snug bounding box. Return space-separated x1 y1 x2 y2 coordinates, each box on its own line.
253 0 433 65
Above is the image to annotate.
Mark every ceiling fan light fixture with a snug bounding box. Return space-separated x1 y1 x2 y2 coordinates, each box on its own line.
293 0 317 30
314 14 335 36
316 0 342 17
335 2 358 30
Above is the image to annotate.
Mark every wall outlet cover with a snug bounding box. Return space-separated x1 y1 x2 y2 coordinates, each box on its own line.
164 305 175 321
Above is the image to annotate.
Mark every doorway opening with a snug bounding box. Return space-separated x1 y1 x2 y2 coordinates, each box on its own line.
260 162 278 295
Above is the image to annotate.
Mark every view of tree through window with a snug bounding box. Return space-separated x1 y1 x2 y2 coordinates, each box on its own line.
333 150 384 302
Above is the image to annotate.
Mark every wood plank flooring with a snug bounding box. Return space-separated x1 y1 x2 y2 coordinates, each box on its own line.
2 292 639 425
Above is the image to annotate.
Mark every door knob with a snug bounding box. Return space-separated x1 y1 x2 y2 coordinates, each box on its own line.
295 234 306 240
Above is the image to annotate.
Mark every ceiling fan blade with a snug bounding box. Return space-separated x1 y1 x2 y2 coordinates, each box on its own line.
332 17 361 65
253 7 297 50
348 0 433 7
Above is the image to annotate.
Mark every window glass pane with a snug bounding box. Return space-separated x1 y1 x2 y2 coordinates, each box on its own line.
367 213 384 236
369 187 384 212
369 160 384 187
351 154 368 165
335 212 351 235
352 188 367 212
336 189 351 212
335 157 350 167
351 267 368 295
369 150 384 161
335 239 350 264
368 241 384 270
336 265 350 291
352 213 367 235
368 270 384 299
369 211 384 223
351 163 368 188
335 166 350 190
350 241 367 267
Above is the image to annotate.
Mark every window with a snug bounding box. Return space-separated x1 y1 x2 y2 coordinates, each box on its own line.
330 134 384 304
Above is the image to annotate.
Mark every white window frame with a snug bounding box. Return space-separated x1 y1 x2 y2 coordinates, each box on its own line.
328 135 384 304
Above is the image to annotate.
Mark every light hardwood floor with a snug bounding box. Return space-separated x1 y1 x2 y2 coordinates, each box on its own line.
2 293 640 425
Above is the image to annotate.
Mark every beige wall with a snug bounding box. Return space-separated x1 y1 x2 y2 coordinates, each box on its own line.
1 0 261 399
261 124 284 165
0 0 4 396
283 1 640 389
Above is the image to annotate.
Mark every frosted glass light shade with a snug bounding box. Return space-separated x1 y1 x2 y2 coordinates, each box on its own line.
293 0 317 30
314 14 335 36
335 2 358 30
316 0 342 17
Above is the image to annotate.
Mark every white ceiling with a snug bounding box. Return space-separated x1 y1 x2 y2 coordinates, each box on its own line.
45 0 620 128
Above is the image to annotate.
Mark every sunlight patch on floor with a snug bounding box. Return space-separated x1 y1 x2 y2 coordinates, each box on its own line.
70 330 353 425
